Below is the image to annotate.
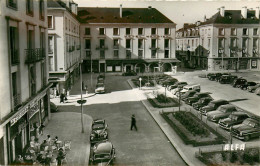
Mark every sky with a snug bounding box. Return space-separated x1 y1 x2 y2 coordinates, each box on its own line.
73 0 260 29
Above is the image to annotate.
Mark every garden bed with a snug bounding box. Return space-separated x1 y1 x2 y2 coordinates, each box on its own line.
197 147 260 166
161 111 227 146
148 94 179 108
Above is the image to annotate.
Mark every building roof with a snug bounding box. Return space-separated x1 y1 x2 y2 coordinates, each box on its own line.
201 10 260 25
47 0 64 8
77 7 175 24
177 23 197 32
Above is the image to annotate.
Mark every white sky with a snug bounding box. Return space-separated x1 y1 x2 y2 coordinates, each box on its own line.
73 0 260 29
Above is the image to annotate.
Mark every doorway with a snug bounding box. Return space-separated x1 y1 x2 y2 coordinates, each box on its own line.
126 66 131 72
100 63 105 73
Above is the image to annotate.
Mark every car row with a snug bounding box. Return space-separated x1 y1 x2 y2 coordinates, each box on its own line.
89 119 116 165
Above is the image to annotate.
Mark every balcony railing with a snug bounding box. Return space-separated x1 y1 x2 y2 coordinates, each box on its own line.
13 93 21 109
149 46 160 50
96 45 108 50
126 55 131 59
25 48 45 64
11 49 19 65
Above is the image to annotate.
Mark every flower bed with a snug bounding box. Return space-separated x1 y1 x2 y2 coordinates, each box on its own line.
148 94 179 108
197 147 260 165
161 111 227 146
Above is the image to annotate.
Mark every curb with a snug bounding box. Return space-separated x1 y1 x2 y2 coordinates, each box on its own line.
127 79 192 166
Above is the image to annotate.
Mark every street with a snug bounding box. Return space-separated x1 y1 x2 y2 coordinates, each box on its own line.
57 74 186 166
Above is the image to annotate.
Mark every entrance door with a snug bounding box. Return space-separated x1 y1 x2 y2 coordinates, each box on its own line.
126 66 131 72
100 63 105 72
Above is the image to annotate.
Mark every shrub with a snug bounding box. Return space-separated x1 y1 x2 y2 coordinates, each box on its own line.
230 152 237 163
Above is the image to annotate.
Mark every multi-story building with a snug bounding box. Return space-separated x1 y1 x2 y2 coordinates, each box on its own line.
177 6 260 71
0 0 50 164
47 0 80 92
78 5 178 73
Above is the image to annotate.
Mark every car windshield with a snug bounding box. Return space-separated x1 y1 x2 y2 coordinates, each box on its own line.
96 84 104 88
93 123 105 130
94 154 110 160
242 119 257 128
229 114 238 121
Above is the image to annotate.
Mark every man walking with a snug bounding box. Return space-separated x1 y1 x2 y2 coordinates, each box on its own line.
130 114 137 131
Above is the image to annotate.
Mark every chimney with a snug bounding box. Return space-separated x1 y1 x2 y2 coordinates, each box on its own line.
241 6 247 18
220 6 225 17
120 4 122 18
256 7 259 19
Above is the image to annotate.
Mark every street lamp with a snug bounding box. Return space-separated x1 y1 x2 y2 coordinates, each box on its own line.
139 77 142 90
77 60 85 133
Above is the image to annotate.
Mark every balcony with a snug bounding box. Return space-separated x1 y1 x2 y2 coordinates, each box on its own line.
13 93 21 109
25 48 45 64
11 49 19 65
96 45 108 50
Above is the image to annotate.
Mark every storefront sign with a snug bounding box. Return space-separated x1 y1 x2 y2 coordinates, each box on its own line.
224 144 245 151
28 101 40 119
10 108 28 126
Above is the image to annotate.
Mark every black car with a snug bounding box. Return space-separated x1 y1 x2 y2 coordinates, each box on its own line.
122 70 137 76
200 99 229 115
162 78 178 87
208 73 224 81
181 90 197 100
240 82 257 90
218 112 249 130
192 97 213 110
185 92 212 105
219 75 238 84
168 82 188 90
215 73 230 82
232 78 247 88
90 119 108 145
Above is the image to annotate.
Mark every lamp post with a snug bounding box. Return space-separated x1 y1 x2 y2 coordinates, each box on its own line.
139 77 142 90
90 51 93 88
77 60 85 133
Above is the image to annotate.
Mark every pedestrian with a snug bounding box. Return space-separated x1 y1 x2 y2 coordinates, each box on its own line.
53 88 57 98
39 122 45 135
60 93 65 103
130 114 137 131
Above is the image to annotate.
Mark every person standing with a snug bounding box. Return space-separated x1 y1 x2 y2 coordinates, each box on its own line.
130 114 137 131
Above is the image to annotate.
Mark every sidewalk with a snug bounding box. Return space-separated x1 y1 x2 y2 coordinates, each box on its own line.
39 112 92 166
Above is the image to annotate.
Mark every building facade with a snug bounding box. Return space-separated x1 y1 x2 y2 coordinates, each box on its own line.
78 6 178 73
47 0 80 93
0 0 50 164
176 6 260 71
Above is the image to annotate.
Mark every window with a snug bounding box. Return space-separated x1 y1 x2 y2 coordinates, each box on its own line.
218 28 224 36
85 28 90 35
29 66 36 96
201 38 204 47
99 39 105 48
39 0 44 20
48 36 53 53
10 27 19 65
164 39 169 49
41 63 46 86
151 28 156 35
100 50 105 59
48 16 53 29
86 50 91 58
113 28 119 35
48 57 54 71
138 28 143 35
253 28 259 36
138 39 143 49
65 17 67 30
151 39 156 48
253 39 259 57
218 38 225 48
165 50 169 58
113 39 119 49
126 39 131 49
114 50 119 58
85 39 91 49
12 72 20 109
126 50 131 59
7 0 17 9
126 28 131 35
151 50 156 58
26 0 33 16
230 38 237 48
231 28 236 36
138 50 143 58
242 28 248 35
165 28 170 35
208 39 211 48
99 28 105 35
242 38 248 48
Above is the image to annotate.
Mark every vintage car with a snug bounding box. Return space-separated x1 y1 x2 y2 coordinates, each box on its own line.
180 84 201 93
247 83 260 93
207 104 237 122
232 78 247 88
218 112 249 130
90 119 108 145
192 97 213 110
89 141 116 165
95 83 105 94
162 78 178 87
185 92 212 105
240 82 257 90
219 75 238 84
179 90 197 100
208 73 227 81
232 118 260 141
200 99 229 115
166 81 186 89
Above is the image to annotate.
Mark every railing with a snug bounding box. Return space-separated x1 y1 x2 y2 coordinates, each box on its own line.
13 93 21 109
11 49 19 65
100 55 105 59
149 47 160 50
25 48 45 64
126 55 131 59
96 45 108 50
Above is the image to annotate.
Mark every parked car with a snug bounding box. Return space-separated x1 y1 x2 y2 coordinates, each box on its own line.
247 84 260 93
232 78 247 88
218 112 249 130
185 92 212 105
207 104 237 122
200 99 229 115
219 75 238 84
232 118 260 141
255 87 260 95
90 119 108 145
162 78 178 87
89 141 116 165
208 73 225 81
168 82 188 90
50 102 58 113
240 82 257 90
180 84 201 93
215 73 230 82
192 97 213 110
95 83 105 94
122 70 137 76
179 90 197 100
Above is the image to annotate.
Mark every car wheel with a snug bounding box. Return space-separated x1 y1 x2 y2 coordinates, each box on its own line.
244 135 250 141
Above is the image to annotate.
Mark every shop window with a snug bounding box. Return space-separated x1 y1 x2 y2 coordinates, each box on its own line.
85 28 90 35
126 28 131 35
113 28 119 36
